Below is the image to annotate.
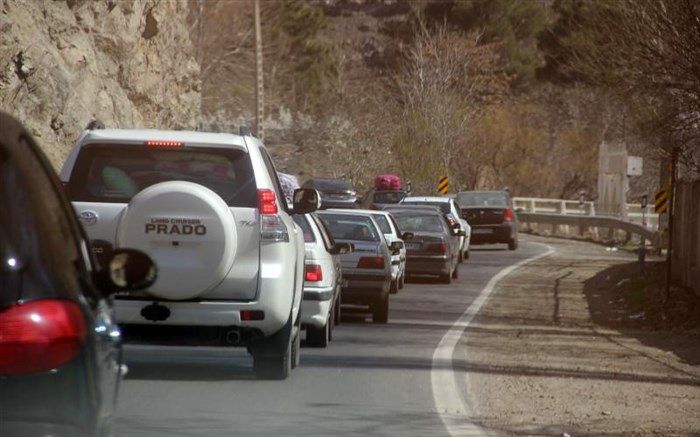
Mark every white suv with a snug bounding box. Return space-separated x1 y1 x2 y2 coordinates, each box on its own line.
59 126 319 379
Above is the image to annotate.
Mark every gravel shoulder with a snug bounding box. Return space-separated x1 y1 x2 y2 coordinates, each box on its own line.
460 235 700 436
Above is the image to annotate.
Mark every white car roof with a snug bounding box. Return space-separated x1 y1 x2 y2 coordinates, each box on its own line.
323 208 382 216
79 129 248 150
402 196 450 203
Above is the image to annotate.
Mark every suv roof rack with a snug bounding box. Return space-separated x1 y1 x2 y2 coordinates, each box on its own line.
85 119 104 130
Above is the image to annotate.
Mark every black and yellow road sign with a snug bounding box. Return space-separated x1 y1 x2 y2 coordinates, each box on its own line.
438 176 449 195
654 189 668 214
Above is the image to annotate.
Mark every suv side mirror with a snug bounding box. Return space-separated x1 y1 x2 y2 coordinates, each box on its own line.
292 188 321 214
458 229 466 237
401 232 414 241
330 242 353 255
94 249 157 294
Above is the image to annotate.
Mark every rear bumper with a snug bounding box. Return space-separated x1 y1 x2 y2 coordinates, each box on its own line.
405 254 450 275
113 298 286 336
341 271 390 305
470 223 516 244
302 286 335 327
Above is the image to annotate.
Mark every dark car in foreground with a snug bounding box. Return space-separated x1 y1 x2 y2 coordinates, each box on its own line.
455 190 519 250
317 210 394 323
388 207 462 284
303 178 357 209
0 112 157 437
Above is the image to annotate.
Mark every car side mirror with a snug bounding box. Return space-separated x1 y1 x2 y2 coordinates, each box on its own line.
94 249 157 295
458 229 466 237
330 242 353 255
292 188 321 214
401 232 414 241
389 241 403 255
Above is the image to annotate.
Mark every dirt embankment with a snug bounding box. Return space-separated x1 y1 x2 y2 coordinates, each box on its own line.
0 0 200 168
464 236 700 436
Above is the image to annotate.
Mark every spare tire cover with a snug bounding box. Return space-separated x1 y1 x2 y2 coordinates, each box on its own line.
116 181 237 300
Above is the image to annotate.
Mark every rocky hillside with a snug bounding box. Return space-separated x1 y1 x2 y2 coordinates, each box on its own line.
0 0 200 168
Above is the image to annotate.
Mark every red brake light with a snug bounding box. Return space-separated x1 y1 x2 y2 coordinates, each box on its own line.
240 310 265 321
0 300 86 375
305 264 323 282
146 140 182 148
258 189 278 215
427 242 447 253
357 256 385 269
504 207 514 222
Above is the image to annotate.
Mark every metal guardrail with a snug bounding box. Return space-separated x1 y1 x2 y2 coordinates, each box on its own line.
512 197 659 230
517 212 659 248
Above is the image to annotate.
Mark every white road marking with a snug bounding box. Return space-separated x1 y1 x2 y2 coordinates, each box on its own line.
431 244 555 436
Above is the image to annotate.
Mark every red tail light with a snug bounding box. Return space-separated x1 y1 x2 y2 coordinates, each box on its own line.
357 256 385 269
305 264 323 282
258 189 278 215
427 242 447 253
504 207 514 222
0 300 86 375
146 140 182 148
240 310 265 321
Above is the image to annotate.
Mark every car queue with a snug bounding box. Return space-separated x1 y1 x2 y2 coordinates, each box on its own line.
0 113 516 436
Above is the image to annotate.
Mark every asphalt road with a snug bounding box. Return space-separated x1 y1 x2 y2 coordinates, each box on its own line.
115 242 548 437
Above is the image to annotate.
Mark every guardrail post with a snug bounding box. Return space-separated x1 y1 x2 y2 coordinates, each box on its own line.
529 199 536 213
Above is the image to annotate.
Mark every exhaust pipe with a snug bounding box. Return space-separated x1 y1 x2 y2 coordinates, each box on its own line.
224 328 241 345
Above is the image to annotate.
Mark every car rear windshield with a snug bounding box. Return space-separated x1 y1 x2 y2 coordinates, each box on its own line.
318 214 380 242
371 214 392 234
292 215 316 242
456 192 508 207
402 201 450 214
67 144 258 207
309 179 353 192
394 214 445 233
373 191 405 204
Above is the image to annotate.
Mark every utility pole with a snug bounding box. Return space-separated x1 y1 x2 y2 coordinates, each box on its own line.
662 148 678 318
254 0 264 140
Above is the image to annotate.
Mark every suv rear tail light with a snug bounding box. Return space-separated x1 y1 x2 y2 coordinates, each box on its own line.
240 310 265 321
0 300 86 375
258 189 278 215
427 242 447 253
357 256 385 269
504 208 514 222
146 140 182 148
305 264 323 282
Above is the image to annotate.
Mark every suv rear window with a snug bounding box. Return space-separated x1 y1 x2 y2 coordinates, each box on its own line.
68 144 257 207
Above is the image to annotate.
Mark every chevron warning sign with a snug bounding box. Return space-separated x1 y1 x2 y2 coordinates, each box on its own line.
438 176 449 195
654 189 668 214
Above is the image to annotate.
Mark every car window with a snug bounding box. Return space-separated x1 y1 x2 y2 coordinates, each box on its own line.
393 214 445 233
310 214 335 251
456 192 508 207
318 213 380 242
292 214 316 242
371 214 392 234
402 201 450 214
373 191 405 203
0 140 85 309
311 179 353 192
68 144 258 207
388 214 402 236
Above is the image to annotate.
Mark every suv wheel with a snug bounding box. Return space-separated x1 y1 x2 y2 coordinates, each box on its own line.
398 274 405 289
440 273 452 284
372 295 389 324
253 348 291 380
306 322 329 348
508 239 518 251
291 329 301 368
452 266 459 279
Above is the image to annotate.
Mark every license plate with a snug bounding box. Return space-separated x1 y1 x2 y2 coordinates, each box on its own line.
406 242 421 250
473 228 493 234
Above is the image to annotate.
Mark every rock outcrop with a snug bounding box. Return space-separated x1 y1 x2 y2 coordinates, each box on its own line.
0 0 200 168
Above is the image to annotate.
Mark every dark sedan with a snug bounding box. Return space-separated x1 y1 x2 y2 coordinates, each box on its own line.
0 112 156 437
389 208 461 284
302 178 357 209
455 190 519 250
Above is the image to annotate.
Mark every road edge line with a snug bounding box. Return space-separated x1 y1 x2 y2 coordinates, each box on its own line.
431 244 555 436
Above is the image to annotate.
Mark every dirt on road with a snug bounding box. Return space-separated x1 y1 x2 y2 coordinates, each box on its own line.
462 236 700 436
